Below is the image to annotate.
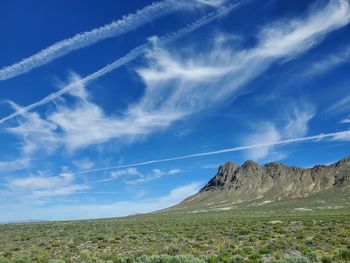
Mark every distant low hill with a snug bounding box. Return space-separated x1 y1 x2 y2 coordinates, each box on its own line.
164 157 350 213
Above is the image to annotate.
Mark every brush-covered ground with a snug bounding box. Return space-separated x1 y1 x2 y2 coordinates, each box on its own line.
0 207 350 263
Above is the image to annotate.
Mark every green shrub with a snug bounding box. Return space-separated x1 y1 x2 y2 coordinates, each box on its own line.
248 253 261 260
258 247 272 255
115 254 205 263
337 249 350 261
268 256 308 263
11 258 31 263
320 256 332 263
230 255 244 263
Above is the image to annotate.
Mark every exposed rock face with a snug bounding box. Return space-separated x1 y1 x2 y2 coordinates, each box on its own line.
200 157 350 200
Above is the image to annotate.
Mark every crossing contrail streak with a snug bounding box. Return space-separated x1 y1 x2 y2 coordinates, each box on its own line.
0 0 199 81
74 130 350 175
0 2 241 124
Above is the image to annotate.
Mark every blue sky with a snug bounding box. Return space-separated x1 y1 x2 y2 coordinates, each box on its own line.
0 0 350 221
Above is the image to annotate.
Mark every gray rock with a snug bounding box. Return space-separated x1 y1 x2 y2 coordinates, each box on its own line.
200 156 350 200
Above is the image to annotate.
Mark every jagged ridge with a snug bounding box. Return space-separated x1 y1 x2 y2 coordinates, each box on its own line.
200 157 350 198
165 157 350 213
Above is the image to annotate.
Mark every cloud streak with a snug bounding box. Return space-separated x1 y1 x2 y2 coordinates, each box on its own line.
341 118 350 124
244 102 315 161
327 94 350 114
74 129 350 175
0 2 240 124
4 0 350 155
305 44 350 76
95 167 180 184
5 172 89 201
0 0 217 81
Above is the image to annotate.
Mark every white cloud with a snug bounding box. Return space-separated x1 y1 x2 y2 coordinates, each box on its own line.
70 129 350 175
0 182 202 221
284 103 315 138
341 117 350 124
244 123 282 161
6 103 59 153
195 0 227 7
332 131 350 141
306 44 350 76
73 158 94 170
254 0 350 59
0 3 238 125
125 169 166 185
0 0 201 81
4 0 350 155
133 0 350 146
4 72 185 151
333 117 350 141
47 82 186 150
327 94 350 114
1 103 60 172
6 172 89 200
94 167 180 184
244 103 315 161
137 48 231 83
168 169 181 175
0 156 31 171
110 168 141 178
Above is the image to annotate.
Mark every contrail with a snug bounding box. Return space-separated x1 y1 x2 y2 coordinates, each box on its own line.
74 130 350 175
0 0 199 81
0 2 241 124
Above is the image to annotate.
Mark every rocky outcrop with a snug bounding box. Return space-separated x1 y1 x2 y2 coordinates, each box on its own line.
200 157 350 199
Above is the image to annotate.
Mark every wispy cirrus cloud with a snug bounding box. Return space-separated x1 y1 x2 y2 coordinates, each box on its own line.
74 129 350 175
253 0 350 59
334 116 350 141
341 117 350 124
0 0 219 81
6 104 59 153
125 168 181 185
284 103 316 139
95 167 181 184
244 103 315 161
5 172 89 201
195 0 227 7
305 44 350 76
73 158 94 170
244 123 283 161
3 0 348 127
327 94 350 114
0 156 31 171
3 73 187 152
137 0 350 116
110 168 141 178
0 2 239 125
4 0 350 158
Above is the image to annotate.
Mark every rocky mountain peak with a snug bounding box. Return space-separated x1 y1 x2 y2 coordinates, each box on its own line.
218 162 239 173
242 160 259 168
241 160 261 175
265 162 283 167
200 162 238 191
333 156 350 167
200 157 350 198
169 157 350 213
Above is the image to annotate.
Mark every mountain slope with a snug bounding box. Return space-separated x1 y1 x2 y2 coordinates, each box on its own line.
165 157 350 213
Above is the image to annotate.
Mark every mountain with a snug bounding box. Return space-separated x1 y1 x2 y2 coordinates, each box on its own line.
165 157 350 213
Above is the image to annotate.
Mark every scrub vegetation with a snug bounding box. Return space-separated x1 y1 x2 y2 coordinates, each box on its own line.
0 209 349 263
